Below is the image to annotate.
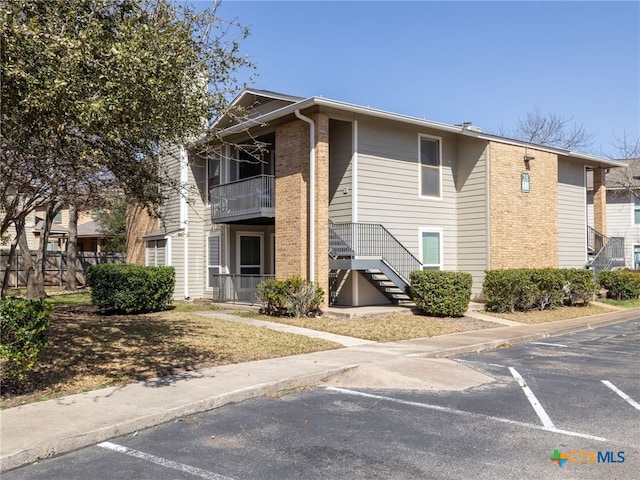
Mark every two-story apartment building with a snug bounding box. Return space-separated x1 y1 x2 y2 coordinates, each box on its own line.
587 163 640 270
147 89 625 305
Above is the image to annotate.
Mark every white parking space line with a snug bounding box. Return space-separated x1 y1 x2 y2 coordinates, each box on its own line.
530 342 567 347
325 387 607 442
97 442 234 480
602 380 640 411
508 367 555 429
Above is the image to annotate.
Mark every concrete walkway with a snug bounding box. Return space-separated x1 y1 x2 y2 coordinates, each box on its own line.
197 311 377 347
1 307 637 472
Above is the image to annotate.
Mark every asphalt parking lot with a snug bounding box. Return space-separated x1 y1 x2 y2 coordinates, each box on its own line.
5 319 639 479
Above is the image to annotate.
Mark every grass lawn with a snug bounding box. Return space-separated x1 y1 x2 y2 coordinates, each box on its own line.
0 304 340 409
595 298 640 308
231 311 495 342
4 292 628 408
45 292 92 306
481 303 616 324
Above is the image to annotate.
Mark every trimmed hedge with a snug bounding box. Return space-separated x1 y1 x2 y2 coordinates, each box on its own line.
0 298 51 383
409 270 472 317
598 269 640 300
256 277 324 317
87 264 176 314
563 269 599 305
483 268 597 313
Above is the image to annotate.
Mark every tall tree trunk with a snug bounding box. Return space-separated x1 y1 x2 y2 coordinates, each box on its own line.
66 203 79 290
1 219 24 298
17 226 37 299
29 202 63 299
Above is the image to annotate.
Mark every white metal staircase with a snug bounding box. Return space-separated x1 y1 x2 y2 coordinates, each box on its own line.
329 221 420 304
586 226 626 276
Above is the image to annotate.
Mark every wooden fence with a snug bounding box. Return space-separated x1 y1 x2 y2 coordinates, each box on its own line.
0 251 126 288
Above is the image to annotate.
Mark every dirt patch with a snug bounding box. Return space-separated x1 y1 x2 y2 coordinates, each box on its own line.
1 304 340 408
233 312 495 343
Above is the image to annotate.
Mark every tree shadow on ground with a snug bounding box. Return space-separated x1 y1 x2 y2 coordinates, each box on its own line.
1 304 225 402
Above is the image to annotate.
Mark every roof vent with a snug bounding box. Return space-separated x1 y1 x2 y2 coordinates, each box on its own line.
462 122 482 133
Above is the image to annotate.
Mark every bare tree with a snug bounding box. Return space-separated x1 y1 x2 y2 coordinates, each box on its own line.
499 106 595 151
601 132 640 197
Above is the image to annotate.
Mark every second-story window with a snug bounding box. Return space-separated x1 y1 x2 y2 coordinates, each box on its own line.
208 148 221 194
238 146 263 179
420 136 441 198
634 195 640 224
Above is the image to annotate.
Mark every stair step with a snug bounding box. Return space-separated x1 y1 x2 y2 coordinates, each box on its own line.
367 274 389 281
390 294 411 300
383 287 405 294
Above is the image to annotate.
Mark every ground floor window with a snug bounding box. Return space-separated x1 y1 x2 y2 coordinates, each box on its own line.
207 234 221 288
46 240 60 252
634 245 640 270
146 239 166 266
419 228 442 270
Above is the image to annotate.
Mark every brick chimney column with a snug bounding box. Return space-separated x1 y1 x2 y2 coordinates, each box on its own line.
593 168 607 236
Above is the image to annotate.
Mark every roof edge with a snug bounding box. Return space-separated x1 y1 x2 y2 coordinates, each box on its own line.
212 94 622 168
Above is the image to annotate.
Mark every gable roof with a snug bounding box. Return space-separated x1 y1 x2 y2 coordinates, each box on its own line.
213 89 304 130
76 221 103 238
213 89 627 169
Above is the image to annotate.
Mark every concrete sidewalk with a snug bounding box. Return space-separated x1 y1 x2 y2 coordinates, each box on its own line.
1 307 637 472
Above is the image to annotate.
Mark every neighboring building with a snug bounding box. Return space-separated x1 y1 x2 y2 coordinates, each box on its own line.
4 205 108 253
147 89 625 305
587 162 640 270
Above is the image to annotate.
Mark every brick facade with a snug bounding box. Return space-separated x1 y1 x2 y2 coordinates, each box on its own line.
488 143 559 269
274 114 330 306
312 113 329 304
275 120 309 280
592 167 607 235
126 205 158 265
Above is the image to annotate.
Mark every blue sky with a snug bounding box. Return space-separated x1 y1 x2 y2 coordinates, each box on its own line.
212 1 639 157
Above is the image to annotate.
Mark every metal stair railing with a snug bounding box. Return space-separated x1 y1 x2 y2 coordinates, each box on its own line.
589 236 625 276
587 226 606 254
329 221 422 285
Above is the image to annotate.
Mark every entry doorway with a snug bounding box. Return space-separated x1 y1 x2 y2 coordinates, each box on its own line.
236 233 263 275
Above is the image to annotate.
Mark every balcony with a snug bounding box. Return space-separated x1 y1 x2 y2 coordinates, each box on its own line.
210 175 275 223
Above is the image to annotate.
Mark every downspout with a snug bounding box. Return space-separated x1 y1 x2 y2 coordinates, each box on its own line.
179 146 190 299
294 109 315 282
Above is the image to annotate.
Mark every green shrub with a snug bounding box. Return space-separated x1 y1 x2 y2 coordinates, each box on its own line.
483 269 538 313
87 263 175 314
598 269 640 300
562 269 597 305
529 268 566 310
256 277 324 317
483 268 596 313
409 270 472 317
0 298 51 383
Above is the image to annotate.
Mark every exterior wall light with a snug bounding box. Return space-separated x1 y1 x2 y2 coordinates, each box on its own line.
521 172 531 192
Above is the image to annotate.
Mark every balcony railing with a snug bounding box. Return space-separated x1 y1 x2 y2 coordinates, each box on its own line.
210 274 274 304
210 175 275 223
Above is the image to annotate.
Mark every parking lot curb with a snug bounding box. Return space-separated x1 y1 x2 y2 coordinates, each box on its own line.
1 307 637 473
0 366 357 473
